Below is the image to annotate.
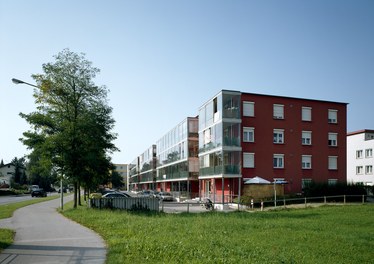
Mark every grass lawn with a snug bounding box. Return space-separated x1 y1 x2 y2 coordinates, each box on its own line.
63 203 374 264
0 195 59 252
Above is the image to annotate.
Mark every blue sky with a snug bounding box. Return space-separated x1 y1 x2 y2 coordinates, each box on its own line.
1 0 373 164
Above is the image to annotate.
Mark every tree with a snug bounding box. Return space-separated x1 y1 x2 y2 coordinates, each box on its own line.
111 170 124 189
20 49 118 208
11 157 27 186
0 159 4 167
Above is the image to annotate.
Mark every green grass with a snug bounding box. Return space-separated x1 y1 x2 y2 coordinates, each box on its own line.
63 204 374 264
0 195 59 252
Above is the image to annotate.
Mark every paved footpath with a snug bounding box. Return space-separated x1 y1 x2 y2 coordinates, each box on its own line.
0 196 106 264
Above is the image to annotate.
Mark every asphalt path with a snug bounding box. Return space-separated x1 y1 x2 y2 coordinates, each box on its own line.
0 195 106 264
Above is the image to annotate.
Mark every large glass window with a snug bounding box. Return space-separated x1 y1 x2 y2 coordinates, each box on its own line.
223 122 240 147
222 93 240 119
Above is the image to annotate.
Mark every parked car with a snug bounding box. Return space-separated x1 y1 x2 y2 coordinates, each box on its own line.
157 192 174 201
31 188 47 197
102 192 130 198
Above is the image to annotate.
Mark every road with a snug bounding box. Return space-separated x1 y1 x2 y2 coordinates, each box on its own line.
0 195 34 205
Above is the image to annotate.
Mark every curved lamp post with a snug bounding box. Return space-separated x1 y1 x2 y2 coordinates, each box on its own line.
12 78 64 210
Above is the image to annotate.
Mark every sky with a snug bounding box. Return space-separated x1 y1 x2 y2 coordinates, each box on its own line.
1 0 373 165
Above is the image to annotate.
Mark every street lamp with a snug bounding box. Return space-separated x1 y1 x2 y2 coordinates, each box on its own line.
12 78 38 88
12 77 64 210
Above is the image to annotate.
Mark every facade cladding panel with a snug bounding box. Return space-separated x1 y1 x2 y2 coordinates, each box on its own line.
241 92 347 193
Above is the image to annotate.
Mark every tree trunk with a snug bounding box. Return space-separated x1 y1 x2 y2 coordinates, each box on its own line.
73 181 78 208
78 182 81 206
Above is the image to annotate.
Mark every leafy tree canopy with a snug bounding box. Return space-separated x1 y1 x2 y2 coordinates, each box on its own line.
20 49 118 207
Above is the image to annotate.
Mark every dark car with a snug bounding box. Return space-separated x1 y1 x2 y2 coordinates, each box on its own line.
102 192 130 198
157 192 174 201
31 188 47 197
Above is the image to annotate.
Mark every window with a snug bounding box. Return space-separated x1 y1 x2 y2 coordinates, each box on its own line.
302 107 312 121
243 127 254 142
328 179 338 186
328 156 338 170
356 166 364 174
302 131 312 145
243 101 255 117
328 133 338 146
302 178 312 189
273 154 284 168
366 148 373 158
302 155 312 169
366 165 373 174
356 150 363 159
273 104 284 119
243 153 255 168
273 129 284 144
328 109 338 123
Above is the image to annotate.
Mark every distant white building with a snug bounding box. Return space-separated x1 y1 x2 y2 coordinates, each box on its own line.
0 163 16 186
347 130 374 186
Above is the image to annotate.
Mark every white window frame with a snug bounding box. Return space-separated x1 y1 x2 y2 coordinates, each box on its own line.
273 154 284 169
328 133 338 147
302 155 312 169
243 153 255 168
243 101 255 117
366 165 373 175
356 150 363 159
243 127 254 143
273 104 284 119
356 166 364 175
302 131 312 145
302 107 312 121
328 156 338 170
328 109 338 124
365 148 373 158
273 129 284 144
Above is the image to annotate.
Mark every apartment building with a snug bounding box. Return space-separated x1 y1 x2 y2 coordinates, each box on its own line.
113 163 129 189
347 130 374 186
129 117 199 197
198 90 347 200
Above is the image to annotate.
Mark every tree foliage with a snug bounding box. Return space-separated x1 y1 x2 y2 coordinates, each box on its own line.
20 49 118 207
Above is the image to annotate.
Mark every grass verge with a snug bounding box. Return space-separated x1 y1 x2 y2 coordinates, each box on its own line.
63 203 374 264
0 195 59 252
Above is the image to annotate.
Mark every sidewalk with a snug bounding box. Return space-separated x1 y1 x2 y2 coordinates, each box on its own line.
0 195 106 264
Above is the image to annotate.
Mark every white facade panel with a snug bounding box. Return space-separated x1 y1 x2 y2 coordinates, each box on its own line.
347 131 374 185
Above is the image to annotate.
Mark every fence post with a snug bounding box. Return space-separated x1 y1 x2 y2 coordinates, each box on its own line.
344 195 346 204
283 197 286 208
362 195 365 204
187 202 190 213
324 196 326 204
304 197 307 208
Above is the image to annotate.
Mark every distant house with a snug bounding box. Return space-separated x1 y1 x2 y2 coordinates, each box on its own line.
347 129 374 186
0 163 27 187
0 163 16 186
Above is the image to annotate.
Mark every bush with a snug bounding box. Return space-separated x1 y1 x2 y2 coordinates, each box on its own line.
303 182 367 198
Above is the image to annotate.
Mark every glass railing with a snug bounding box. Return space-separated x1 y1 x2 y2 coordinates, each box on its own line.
199 166 223 176
224 165 240 174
